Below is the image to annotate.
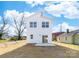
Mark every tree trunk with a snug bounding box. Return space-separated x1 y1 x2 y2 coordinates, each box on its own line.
17 33 21 40
0 33 3 39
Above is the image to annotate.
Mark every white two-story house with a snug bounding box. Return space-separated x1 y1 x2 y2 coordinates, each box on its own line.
25 12 53 46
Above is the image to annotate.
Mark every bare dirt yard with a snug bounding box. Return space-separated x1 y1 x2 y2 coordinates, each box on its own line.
0 41 79 58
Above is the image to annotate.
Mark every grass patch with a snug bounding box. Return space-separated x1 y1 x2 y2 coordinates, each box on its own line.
0 40 8 43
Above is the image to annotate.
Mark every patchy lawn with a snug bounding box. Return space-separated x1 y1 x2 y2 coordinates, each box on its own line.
0 43 79 58
0 40 8 43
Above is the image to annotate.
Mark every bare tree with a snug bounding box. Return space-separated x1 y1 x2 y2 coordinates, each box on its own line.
12 13 26 40
0 16 9 39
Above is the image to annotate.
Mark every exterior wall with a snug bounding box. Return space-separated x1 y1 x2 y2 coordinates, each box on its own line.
25 13 52 44
57 37 59 42
65 36 73 44
57 36 73 44
74 34 79 44
57 37 65 42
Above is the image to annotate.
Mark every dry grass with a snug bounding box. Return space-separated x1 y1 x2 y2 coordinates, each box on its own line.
0 40 26 55
53 41 79 51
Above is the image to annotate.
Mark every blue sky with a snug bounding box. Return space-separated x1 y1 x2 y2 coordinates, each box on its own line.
0 1 79 33
0 1 46 15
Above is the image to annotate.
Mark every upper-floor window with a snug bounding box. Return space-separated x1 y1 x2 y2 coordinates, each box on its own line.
42 22 49 28
30 22 37 28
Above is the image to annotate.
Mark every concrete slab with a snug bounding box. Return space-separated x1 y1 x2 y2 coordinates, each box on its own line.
35 43 56 46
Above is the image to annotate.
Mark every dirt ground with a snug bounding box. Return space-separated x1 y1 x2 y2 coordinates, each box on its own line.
0 43 79 58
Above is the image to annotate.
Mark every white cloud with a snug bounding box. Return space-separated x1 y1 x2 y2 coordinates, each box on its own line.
45 1 79 19
25 1 45 7
8 26 15 36
52 22 79 33
4 10 34 19
24 12 34 17
4 10 19 18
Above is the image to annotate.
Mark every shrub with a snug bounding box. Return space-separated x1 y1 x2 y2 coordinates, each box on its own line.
10 37 17 41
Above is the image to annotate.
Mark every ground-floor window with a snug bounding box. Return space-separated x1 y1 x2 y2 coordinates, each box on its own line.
30 34 33 39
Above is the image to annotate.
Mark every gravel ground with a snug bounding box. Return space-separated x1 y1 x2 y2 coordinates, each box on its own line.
0 44 79 58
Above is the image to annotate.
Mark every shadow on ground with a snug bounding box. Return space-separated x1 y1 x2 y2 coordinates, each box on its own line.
0 44 79 58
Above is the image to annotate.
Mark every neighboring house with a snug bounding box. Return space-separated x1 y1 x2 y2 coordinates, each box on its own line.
57 29 79 45
52 32 64 41
25 12 53 46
